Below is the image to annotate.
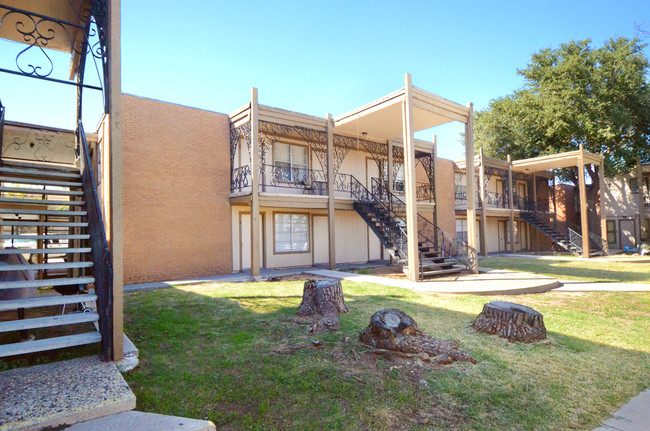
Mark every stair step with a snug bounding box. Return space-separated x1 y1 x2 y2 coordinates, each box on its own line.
0 331 101 357
0 221 88 227
0 293 97 311
0 276 94 289
0 186 84 196
0 208 87 217
0 261 93 272
421 267 465 277
0 197 85 206
0 234 89 240
0 176 82 188
0 311 99 333
0 164 80 179
0 247 91 255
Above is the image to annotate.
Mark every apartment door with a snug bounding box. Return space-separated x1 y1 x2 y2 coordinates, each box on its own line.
498 220 508 252
240 213 264 270
619 219 636 249
312 215 329 265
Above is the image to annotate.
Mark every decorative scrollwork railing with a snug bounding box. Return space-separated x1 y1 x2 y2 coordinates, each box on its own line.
259 164 327 195
371 178 477 272
484 191 508 208
77 121 112 360
568 228 583 253
589 231 609 254
230 165 251 192
416 182 433 202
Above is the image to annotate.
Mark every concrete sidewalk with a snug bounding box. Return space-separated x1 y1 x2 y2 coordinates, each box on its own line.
555 281 650 292
594 389 650 431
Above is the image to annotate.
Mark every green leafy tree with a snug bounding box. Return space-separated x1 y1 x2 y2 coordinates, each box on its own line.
475 37 650 188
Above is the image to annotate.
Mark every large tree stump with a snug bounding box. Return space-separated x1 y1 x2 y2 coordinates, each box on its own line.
471 301 546 343
359 309 476 365
296 279 349 332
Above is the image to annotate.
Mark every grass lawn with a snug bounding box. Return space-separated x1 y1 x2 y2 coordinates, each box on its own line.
479 256 650 283
123 280 650 430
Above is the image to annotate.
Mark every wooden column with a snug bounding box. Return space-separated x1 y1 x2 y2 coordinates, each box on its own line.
432 136 438 227
578 144 590 258
387 140 394 194
250 88 261 277
108 0 123 361
507 154 515 254
327 114 336 270
599 157 608 255
402 74 419 281
478 148 487 256
465 103 478 273
532 172 539 252
636 157 643 244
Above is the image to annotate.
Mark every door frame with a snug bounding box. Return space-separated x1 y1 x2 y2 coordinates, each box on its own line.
238 211 265 271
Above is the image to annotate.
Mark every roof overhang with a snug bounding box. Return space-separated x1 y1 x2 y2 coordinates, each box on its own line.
512 150 603 172
333 86 470 142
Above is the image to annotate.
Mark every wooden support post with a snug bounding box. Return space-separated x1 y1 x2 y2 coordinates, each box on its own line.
387 140 394 194
402 74 419 281
108 0 123 362
599 157 608 255
578 144 590 258
507 155 515 254
432 136 438 227
533 172 539 252
327 114 336 270
637 157 643 245
250 88 261 277
478 148 487 256
465 103 478 273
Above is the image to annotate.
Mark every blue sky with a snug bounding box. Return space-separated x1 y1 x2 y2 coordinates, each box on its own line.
1 0 648 160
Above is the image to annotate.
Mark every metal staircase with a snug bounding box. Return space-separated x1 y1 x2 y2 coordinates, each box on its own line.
348 175 476 279
520 210 606 256
0 123 113 359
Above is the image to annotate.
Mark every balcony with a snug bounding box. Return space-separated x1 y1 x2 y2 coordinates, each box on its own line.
230 164 327 196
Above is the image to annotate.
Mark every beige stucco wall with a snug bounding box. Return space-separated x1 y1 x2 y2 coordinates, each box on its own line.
122 94 232 284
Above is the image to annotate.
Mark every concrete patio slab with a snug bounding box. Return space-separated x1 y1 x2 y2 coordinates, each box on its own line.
68 411 216 431
594 389 650 431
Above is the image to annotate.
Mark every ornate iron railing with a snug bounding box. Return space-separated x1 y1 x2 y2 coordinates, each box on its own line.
0 99 4 165
568 228 583 253
589 230 609 254
371 178 477 272
77 121 112 360
416 182 433 202
260 164 327 195
484 191 508 208
230 165 251 192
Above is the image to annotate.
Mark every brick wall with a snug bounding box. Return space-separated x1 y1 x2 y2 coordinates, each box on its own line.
122 94 232 284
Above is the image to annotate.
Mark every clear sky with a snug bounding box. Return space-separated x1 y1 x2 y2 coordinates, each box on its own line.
1 0 648 160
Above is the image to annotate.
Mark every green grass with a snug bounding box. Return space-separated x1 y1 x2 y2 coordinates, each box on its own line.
123 281 650 430
479 256 650 283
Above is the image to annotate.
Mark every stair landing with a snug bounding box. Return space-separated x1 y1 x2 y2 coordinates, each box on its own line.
0 356 135 431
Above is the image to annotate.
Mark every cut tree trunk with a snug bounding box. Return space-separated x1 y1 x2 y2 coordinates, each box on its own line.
296 279 349 332
471 301 546 343
359 309 476 365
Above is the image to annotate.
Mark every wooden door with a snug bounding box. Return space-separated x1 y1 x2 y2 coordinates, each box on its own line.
312 216 329 265
619 219 636 249
240 213 264 270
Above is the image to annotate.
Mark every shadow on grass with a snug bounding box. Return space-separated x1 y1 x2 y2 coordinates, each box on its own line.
122 281 649 431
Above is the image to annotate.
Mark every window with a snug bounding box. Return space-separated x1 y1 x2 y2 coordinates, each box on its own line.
274 143 308 182
274 213 309 253
455 173 466 198
630 178 639 193
607 220 617 245
456 219 468 242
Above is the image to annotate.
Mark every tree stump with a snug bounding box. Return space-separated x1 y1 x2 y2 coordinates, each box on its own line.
359 309 476 365
471 301 546 343
296 279 349 332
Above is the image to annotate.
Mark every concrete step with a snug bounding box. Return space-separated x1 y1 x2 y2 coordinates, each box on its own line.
0 332 101 358
0 196 85 206
68 411 216 431
0 165 80 179
0 176 82 188
0 261 93 272
0 208 87 217
0 247 91 255
0 355 135 429
0 220 88 227
0 311 99 333
0 293 97 311
421 267 465 277
1 276 94 290
0 186 83 196
0 234 89 241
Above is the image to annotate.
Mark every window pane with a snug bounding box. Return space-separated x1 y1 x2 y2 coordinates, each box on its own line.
274 143 290 163
291 146 308 166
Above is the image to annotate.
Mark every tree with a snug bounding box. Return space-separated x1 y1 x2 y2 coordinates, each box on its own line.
476 37 650 184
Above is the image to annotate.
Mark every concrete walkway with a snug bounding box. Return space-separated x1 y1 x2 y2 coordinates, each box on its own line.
594 389 650 431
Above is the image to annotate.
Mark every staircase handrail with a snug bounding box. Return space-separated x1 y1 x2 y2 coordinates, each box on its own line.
371 178 477 271
77 121 113 360
347 175 408 261
0 99 5 166
567 227 584 254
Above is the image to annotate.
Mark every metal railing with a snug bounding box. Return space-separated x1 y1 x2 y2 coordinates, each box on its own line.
484 191 508 208
371 178 477 272
77 121 113 360
230 164 327 195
